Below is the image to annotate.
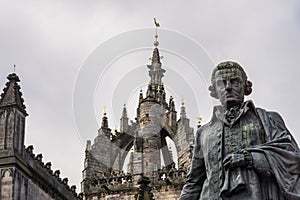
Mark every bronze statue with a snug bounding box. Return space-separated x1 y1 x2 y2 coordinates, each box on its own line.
180 61 300 200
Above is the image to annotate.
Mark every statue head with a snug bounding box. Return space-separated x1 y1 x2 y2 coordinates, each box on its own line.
209 61 252 108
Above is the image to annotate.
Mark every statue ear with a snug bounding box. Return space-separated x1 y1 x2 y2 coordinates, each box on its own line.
209 85 219 99
244 80 253 96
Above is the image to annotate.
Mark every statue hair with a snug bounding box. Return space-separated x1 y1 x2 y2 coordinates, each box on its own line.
209 61 253 99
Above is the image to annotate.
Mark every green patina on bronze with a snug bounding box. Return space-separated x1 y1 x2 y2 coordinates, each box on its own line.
180 61 300 200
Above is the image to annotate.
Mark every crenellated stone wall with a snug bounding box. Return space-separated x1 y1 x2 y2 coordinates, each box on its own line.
0 145 83 200
82 165 188 199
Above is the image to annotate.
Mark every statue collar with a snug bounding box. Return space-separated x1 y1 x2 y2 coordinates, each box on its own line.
212 100 256 125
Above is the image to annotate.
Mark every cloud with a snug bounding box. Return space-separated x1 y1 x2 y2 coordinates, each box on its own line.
0 0 299 192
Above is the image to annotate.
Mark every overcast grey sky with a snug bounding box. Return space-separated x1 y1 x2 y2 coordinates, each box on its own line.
1 0 300 192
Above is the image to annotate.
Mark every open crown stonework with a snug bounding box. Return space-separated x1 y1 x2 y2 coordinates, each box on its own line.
81 44 195 200
0 29 195 200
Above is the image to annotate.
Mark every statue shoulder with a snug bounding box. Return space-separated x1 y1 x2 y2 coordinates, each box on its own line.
195 120 217 140
256 107 285 126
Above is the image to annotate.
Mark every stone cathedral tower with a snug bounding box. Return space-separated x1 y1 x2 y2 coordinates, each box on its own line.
0 73 81 200
81 23 196 200
0 73 27 156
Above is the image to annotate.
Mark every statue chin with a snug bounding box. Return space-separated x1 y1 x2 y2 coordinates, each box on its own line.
222 99 243 109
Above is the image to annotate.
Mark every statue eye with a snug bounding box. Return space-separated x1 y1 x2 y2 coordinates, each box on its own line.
216 80 226 88
230 78 241 86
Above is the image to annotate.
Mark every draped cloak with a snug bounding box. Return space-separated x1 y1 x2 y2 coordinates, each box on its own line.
179 101 300 200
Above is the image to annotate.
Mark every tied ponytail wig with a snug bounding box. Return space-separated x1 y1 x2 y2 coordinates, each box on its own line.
209 61 252 99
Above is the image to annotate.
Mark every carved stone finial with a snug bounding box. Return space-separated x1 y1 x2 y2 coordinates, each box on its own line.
54 170 60 178
86 140 91 151
26 145 34 154
45 162 52 170
103 106 107 116
135 176 155 200
78 193 83 199
197 116 202 127
181 96 185 106
36 154 43 162
101 109 109 128
71 185 76 192
63 178 68 185
0 72 27 115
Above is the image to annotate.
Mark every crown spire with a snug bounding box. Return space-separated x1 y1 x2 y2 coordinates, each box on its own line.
148 18 165 83
151 18 162 64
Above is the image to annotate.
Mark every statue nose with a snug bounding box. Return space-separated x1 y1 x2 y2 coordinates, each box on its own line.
225 81 232 91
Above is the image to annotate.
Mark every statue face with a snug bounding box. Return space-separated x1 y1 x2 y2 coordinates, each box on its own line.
215 68 245 108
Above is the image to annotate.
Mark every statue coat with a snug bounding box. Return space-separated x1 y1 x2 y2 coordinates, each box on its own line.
180 101 300 200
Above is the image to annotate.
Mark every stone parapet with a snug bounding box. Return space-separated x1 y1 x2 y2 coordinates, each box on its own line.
83 167 187 199
22 145 83 199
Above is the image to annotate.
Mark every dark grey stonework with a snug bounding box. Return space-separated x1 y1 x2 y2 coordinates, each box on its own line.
0 30 196 200
0 73 82 200
81 46 195 199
